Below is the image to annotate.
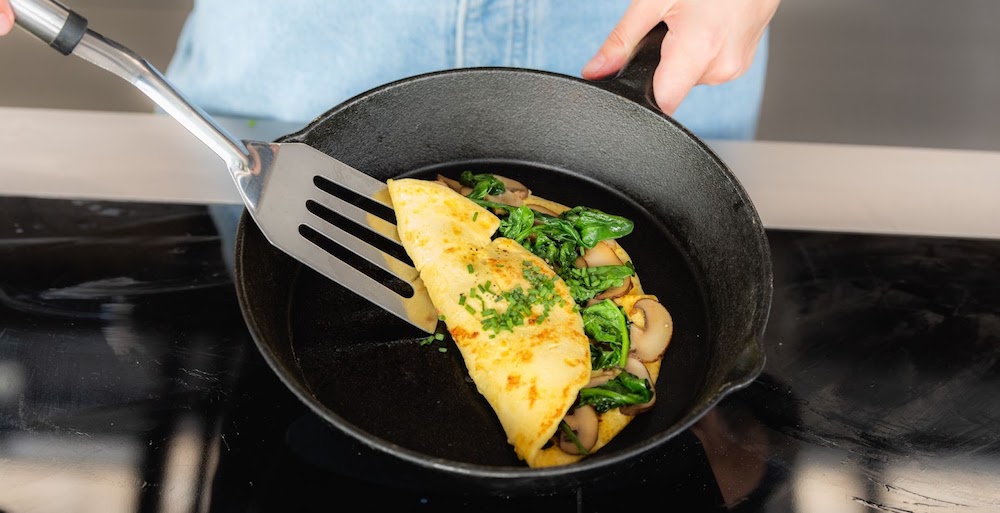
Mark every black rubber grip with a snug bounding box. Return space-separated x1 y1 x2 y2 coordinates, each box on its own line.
50 10 87 55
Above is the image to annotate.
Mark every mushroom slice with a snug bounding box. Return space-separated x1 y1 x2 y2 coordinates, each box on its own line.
619 357 656 415
494 175 531 199
628 298 673 362
486 191 524 207
558 405 599 455
436 174 464 193
481 175 531 207
579 241 623 268
586 368 620 388
528 204 558 217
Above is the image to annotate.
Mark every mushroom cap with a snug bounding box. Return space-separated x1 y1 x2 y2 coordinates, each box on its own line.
586 368 620 388
558 405 600 455
494 175 531 199
579 240 623 268
436 174 463 193
628 298 673 362
528 204 559 217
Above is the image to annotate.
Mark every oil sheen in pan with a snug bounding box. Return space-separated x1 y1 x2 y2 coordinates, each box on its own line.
287 160 711 467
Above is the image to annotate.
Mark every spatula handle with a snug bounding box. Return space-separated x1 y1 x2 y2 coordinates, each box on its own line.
8 0 84 54
10 0 253 173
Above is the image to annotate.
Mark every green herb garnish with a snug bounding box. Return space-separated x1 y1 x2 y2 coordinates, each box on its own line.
459 261 563 335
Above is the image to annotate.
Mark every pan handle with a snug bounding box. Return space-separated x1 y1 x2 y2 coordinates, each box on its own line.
9 0 253 172
717 337 767 396
590 22 668 112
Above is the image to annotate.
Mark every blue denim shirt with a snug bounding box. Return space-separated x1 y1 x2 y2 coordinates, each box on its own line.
166 0 768 141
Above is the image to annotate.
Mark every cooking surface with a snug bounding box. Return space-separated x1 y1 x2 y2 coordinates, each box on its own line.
2 196 999 512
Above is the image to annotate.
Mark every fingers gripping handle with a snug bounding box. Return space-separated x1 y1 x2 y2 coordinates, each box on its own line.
593 23 669 112
10 0 86 55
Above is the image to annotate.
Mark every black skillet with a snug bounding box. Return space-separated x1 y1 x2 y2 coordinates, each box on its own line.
234 24 773 496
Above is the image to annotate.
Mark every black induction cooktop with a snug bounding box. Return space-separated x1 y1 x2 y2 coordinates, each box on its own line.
1 197 998 513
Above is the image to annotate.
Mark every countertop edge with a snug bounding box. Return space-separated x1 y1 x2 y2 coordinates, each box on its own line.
2 107 998 240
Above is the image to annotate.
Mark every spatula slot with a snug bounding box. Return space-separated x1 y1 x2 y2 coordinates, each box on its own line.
304 199 413 266
313 175 396 225
297 224 415 298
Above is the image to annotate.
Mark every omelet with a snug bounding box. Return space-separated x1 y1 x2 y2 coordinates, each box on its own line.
387 175 672 468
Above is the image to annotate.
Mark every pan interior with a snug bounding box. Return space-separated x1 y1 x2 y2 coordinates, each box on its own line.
286 159 711 468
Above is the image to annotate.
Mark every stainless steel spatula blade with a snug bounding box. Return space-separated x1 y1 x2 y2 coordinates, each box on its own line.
243 141 439 333
12 0 439 334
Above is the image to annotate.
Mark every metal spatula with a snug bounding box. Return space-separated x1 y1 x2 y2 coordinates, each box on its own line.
11 0 438 333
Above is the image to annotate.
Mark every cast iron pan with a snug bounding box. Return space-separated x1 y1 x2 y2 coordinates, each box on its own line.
234 24 772 495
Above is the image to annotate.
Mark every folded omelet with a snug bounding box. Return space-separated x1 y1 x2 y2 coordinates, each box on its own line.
387 176 671 468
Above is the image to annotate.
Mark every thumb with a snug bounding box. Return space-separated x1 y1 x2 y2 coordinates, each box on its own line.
652 30 713 115
582 1 674 80
0 2 14 36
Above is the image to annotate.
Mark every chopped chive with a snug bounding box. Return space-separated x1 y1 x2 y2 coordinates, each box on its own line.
473 212 479 221
434 333 444 340
438 347 448 352
467 264 475 274
465 304 476 314
475 262 562 335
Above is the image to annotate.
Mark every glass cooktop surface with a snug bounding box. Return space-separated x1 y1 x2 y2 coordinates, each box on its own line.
1 197 998 513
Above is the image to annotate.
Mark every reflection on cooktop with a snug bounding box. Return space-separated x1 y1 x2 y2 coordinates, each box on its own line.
1 197 998 513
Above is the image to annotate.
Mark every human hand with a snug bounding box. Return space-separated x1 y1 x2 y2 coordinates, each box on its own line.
582 0 780 115
0 0 14 36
